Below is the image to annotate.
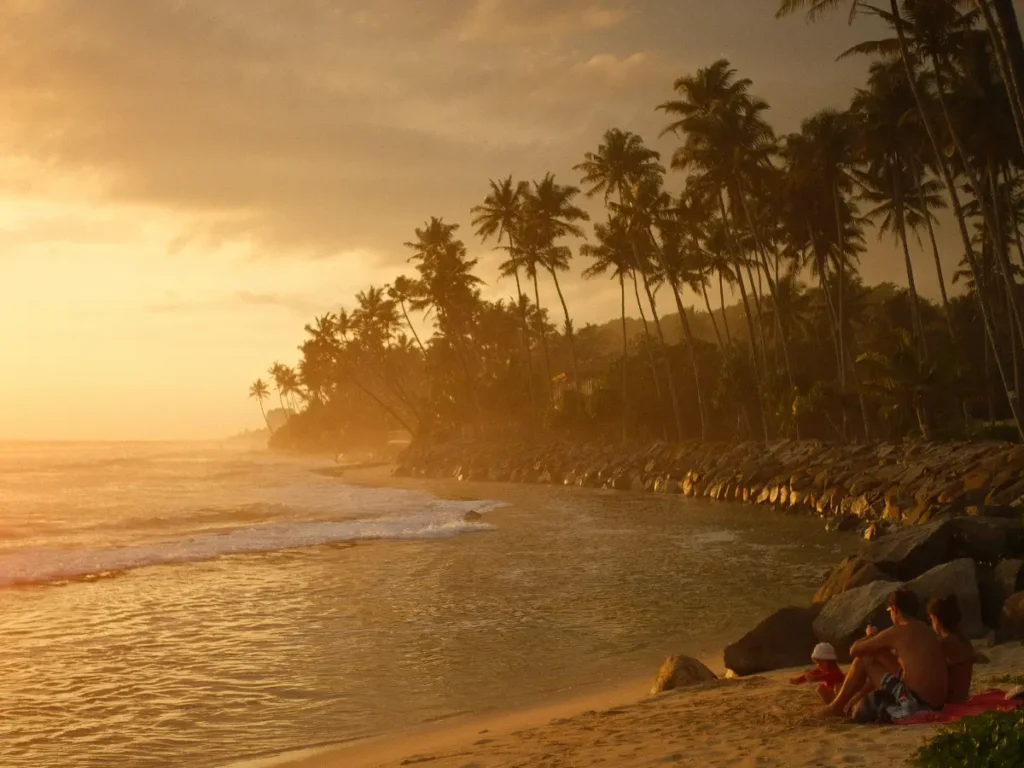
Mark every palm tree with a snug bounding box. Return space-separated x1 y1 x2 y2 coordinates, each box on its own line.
857 329 942 440
268 362 293 417
249 379 272 432
850 66 931 352
387 276 426 355
581 214 636 439
525 174 590 398
405 218 485 427
575 129 690 438
780 0 1024 439
659 59 778 439
471 177 539 417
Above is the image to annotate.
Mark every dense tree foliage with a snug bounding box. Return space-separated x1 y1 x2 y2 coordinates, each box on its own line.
259 1 1024 451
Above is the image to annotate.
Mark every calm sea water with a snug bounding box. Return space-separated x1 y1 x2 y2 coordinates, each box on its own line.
0 442 852 767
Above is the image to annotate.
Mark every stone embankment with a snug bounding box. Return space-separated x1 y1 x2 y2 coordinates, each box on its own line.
398 438 1024 675
397 438 1024 532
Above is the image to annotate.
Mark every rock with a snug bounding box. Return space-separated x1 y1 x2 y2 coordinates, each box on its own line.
463 510 483 522
723 605 822 676
1001 591 1024 640
825 514 860 533
814 555 890 604
862 520 953 581
813 580 904 655
994 559 1024 599
905 559 985 639
979 558 1024 628
950 518 1024 565
650 655 717 694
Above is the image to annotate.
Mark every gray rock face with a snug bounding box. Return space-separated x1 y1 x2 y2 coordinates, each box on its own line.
863 520 953 580
979 559 1024 629
650 655 717 694
950 518 1024 564
814 556 890 604
905 558 985 639
723 605 822 677
1001 591 1024 640
994 559 1024 600
813 580 903 654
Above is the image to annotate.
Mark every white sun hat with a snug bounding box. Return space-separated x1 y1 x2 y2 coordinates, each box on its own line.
811 642 837 662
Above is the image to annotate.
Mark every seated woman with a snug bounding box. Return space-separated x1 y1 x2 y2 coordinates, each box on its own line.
927 594 974 703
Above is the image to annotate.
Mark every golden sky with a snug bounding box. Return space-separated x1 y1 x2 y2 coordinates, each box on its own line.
1 0 949 440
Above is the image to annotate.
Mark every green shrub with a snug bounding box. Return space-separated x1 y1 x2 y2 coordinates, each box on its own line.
912 709 1024 768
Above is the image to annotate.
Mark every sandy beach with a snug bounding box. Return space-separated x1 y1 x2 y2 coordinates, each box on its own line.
270 642 1024 768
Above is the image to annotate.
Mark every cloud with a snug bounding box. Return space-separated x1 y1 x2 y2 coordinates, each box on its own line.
457 0 627 42
149 290 322 317
576 51 655 84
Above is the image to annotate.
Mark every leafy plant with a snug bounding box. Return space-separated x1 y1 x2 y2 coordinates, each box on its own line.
912 710 1024 768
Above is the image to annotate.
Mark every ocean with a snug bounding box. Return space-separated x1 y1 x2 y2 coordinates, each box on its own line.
0 442 852 767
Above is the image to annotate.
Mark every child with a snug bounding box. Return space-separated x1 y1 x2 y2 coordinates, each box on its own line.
790 642 845 704
927 594 974 703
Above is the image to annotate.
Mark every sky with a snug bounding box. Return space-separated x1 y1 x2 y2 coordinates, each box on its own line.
0 0 960 440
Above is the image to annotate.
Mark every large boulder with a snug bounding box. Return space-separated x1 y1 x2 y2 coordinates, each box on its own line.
1001 591 1024 640
905 558 985 639
950 518 1024 564
863 520 953 580
813 580 904 656
814 555 890 604
979 559 1024 629
994 559 1024 599
724 605 822 676
651 655 717 694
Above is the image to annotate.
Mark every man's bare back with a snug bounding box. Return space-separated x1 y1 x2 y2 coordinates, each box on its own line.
879 619 948 708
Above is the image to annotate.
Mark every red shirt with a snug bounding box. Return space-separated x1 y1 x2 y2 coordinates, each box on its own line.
799 664 845 689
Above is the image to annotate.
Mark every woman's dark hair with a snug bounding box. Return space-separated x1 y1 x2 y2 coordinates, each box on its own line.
888 589 920 618
926 594 962 631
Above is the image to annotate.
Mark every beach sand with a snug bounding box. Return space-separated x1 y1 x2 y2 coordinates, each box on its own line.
270 642 1024 768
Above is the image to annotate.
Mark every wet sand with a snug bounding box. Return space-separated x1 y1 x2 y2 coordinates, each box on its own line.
269 643 1024 768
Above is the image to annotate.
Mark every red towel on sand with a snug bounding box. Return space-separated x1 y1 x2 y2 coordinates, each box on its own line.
894 691 1023 725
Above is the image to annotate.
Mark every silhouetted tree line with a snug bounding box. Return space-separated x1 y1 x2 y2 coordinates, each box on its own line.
252 0 1024 450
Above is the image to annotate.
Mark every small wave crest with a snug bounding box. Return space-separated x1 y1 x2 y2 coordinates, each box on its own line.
0 502 502 588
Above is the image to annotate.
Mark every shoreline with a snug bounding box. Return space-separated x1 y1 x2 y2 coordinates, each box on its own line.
240 457 1024 768
394 438 1024 534
256 643 1024 768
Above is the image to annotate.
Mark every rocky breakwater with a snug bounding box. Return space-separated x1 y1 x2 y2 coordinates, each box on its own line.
397 438 1024 532
723 517 1024 676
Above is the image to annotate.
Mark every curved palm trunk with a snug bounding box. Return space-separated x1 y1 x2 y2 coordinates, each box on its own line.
737 185 799 395
917 165 956 343
718 272 733 345
892 0 1023 439
718 192 769 440
669 284 708 440
640 273 685 441
892 167 927 357
257 399 272 433
531 273 555 403
507 234 539 429
632 271 664 401
701 282 724 348
619 272 629 441
832 183 873 442
399 300 427 356
548 267 580 395
978 0 1024 158
989 164 1024 362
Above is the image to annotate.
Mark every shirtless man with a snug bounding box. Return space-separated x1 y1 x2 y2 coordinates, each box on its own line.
821 589 948 721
